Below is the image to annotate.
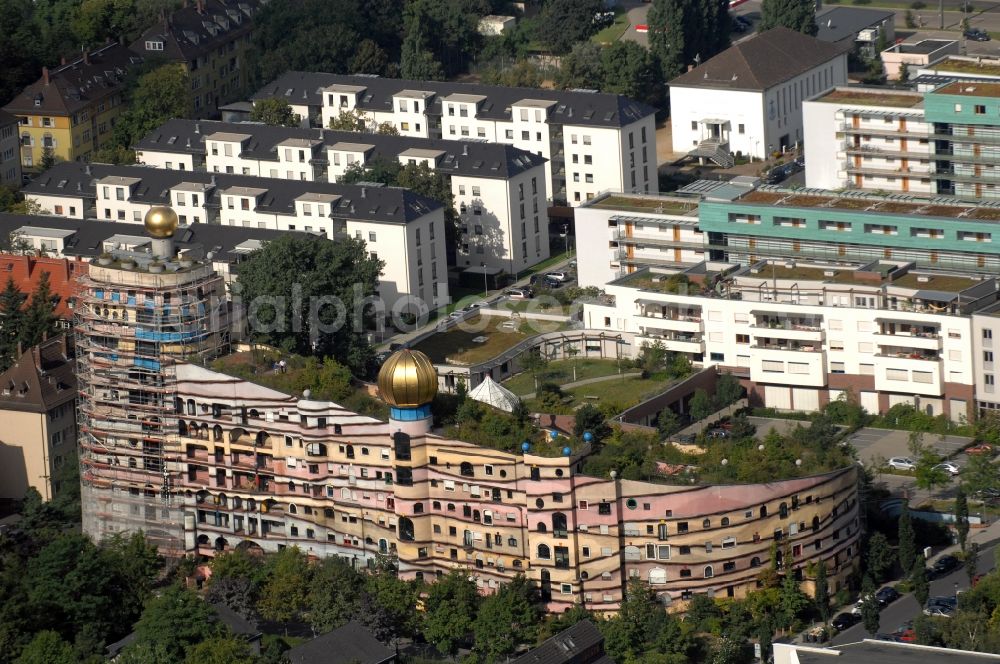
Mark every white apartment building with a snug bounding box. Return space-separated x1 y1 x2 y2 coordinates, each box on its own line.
134 119 550 273
23 162 449 314
583 260 990 421
251 72 658 205
574 193 707 288
0 111 21 189
670 27 849 164
803 87 932 194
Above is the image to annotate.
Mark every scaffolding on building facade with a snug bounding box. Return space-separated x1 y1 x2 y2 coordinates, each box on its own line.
75 260 230 555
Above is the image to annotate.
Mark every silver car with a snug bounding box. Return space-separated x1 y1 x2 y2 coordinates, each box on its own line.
888 457 916 471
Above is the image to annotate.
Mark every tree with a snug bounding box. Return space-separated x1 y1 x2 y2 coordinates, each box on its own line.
205 577 258 621
714 373 743 408
574 403 611 443
423 570 479 657
101 531 162 624
482 60 542 88
20 271 58 350
712 636 747 664
114 64 191 149
649 0 730 80
865 532 895 583
860 575 880 637
914 445 949 492
657 408 682 438
257 546 310 624
237 234 382 372
306 557 363 634
814 559 831 623
328 108 370 132
898 502 917 576
600 40 665 108
473 576 537 662
778 568 810 630
351 39 389 75
975 411 1000 446
690 389 713 423
911 554 930 609
184 636 257 664
556 42 604 90
0 277 27 371
535 0 603 54
962 453 1000 498
400 27 444 80
364 569 420 642
965 542 980 586
250 98 299 127
134 585 221 661
15 630 76 664
759 0 818 35
92 144 137 165
39 146 57 171
956 486 970 552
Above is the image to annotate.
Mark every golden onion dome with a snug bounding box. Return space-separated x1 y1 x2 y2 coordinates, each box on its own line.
377 349 438 408
144 205 179 239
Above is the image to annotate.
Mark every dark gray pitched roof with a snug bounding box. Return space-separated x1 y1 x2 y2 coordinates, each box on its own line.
0 110 18 128
129 0 260 63
252 72 656 128
796 640 1000 664
816 7 896 44
0 212 307 265
286 621 394 664
23 162 442 225
670 27 851 92
135 119 547 178
511 620 609 664
3 43 142 117
0 335 75 414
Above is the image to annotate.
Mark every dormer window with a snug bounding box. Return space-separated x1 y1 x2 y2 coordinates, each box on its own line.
145 40 164 51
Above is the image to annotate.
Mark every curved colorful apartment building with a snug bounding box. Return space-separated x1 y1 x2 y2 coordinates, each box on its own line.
77 211 862 611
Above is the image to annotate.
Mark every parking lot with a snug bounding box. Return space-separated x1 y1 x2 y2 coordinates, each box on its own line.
748 417 973 464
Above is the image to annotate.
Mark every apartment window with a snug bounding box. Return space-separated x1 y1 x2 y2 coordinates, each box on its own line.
738 124 745 134
521 130 530 140
691 121 697 130
976 105 987 115
369 232 376 242
985 329 994 340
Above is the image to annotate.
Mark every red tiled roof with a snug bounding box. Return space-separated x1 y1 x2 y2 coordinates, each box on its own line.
0 253 87 319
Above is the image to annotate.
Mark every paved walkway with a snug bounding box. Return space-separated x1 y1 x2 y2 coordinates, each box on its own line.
517 372 643 399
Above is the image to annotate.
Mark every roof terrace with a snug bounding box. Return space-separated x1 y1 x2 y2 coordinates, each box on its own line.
817 87 924 108
930 56 1000 77
586 192 699 216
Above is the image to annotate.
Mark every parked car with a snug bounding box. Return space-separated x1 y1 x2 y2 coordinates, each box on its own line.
966 443 994 456
851 595 873 615
930 555 961 578
888 456 917 471
928 595 958 609
933 461 961 476
707 428 729 439
965 28 991 41
545 271 568 282
505 288 533 300
766 162 798 184
543 277 563 289
832 612 860 631
923 604 955 618
876 586 901 606
895 627 916 642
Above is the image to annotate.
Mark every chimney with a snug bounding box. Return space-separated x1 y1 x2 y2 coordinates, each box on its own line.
195 122 201 134
84 164 91 175
361 187 366 198
42 67 50 86
60 56 66 65
82 48 90 65
32 343 40 370
462 144 468 156
16 341 22 359
196 0 205 13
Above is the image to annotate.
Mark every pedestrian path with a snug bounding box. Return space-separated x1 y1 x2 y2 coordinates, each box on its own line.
517 372 643 399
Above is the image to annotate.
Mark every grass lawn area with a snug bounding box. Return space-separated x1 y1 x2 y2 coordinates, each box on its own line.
503 359 631 395
526 374 678 411
411 315 531 365
592 7 629 44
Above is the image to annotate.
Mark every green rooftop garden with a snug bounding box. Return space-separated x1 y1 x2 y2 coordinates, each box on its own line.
410 315 534 365
590 195 698 215
819 89 923 108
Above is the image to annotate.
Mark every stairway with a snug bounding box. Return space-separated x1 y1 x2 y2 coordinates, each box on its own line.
688 139 734 168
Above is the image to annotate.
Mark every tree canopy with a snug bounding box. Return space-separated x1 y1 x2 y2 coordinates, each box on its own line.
236 233 383 372
759 0 819 35
250 98 300 127
648 0 731 80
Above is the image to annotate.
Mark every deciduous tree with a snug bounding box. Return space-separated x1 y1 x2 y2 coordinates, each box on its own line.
759 0 818 35
423 570 479 657
865 531 895 583
15 630 76 664
134 585 221 661
814 559 830 623
250 98 299 127
473 576 537 662
912 554 930 608
860 575 880 636
956 486 970 552
114 64 191 149
257 546 310 624
535 0 603 54
237 234 382 372
898 502 917 576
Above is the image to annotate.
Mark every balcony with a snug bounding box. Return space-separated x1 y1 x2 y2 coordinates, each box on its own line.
872 329 942 351
873 353 943 395
638 330 705 354
637 305 703 333
750 317 824 343
749 347 827 387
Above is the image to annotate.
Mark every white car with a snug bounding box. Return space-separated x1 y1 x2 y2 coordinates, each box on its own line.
933 462 960 476
505 288 532 300
545 271 568 282
888 457 917 471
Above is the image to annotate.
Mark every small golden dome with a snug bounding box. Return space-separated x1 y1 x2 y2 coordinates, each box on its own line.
377 349 438 408
144 205 179 239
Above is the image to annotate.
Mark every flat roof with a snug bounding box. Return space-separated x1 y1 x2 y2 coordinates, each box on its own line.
891 39 956 54
586 193 699 215
892 272 984 292
793 640 1000 664
816 87 924 107
929 56 1000 77
730 186 1000 221
935 81 1000 97
206 131 252 142
16 226 76 239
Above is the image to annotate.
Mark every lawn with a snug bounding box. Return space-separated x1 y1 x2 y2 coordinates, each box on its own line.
592 7 629 44
503 358 632 395
410 315 532 365
525 374 680 412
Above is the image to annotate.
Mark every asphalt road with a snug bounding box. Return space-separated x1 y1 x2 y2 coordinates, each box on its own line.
830 543 997 645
